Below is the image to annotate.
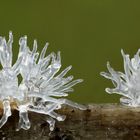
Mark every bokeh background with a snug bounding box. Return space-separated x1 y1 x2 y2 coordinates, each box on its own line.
0 0 140 103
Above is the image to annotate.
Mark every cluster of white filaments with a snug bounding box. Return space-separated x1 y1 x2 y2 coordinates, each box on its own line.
101 49 140 107
0 32 86 131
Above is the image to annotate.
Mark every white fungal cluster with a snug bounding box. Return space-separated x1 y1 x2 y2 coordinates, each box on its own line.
0 32 86 131
101 49 140 107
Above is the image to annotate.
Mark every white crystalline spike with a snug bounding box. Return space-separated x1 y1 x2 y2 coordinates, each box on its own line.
46 117 55 131
46 91 68 97
27 92 60 99
8 31 13 49
57 65 72 78
59 99 87 110
18 106 31 130
31 40 39 64
32 40 38 55
56 51 61 63
106 63 120 82
62 88 74 93
0 36 3 45
51 52 56 63
52 85 75 93
106 87 131 99
121 50 132 80
0 100 11 128
45 103 58 114
106 62 115 76
49 51 61 69
19 36 27 47
41 75 74 90
0 37 12 68
18 36 27 58
39 42 49 60
49 111 66 121
33 52 39 64
0 38 5 67
120 96 132 106
56 79 83 92
105 88 115 94
12 57 22 75
7 31 13 67
39 54 52 69
53 76 74 87
9 31 13 41
100 72 112 79
57 115 66 121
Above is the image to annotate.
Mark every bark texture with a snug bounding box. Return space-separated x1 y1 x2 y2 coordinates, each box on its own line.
0 104 140 140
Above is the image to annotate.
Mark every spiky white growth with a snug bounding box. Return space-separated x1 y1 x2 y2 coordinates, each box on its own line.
0 32 86 131
101 49 140 107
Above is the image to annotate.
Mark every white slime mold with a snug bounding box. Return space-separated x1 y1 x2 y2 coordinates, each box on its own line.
101 49 140 107
0 32 86 131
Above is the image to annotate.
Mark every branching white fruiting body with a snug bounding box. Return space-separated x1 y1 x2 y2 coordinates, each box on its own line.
101 49 140 107
0 32 86 131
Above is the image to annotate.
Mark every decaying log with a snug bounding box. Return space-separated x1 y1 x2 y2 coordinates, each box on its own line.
0 104 140 140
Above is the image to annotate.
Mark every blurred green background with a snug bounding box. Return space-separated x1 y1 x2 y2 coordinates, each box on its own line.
0 0 140 103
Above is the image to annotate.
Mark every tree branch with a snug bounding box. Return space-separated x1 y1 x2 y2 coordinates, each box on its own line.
0 104 140 139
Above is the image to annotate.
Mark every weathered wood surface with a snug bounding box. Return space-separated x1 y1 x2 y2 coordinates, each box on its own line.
0 104 140 140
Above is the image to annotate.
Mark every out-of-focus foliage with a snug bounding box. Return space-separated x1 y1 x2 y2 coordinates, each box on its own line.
0 0 140 103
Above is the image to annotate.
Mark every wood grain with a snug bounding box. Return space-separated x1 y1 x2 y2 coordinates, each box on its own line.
0 104 140 140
